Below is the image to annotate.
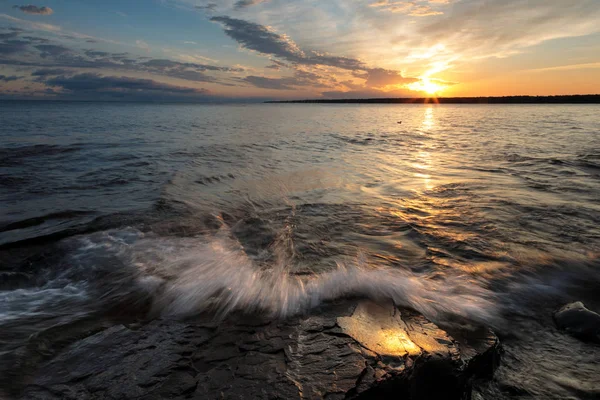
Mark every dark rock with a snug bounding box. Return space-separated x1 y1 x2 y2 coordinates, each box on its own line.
554 301 600 343
20 301 501 400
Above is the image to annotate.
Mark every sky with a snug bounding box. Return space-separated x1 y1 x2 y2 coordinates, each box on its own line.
0 0 599 101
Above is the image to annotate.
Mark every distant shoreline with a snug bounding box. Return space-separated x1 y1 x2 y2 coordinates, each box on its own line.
266 95 600 104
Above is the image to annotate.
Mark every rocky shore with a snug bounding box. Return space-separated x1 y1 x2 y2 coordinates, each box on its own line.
16 301 500 400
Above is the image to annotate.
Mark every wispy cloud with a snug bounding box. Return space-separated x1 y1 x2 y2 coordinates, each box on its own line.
369 0 447 17
525 62 600 73
0 13 61 32
135 39 150 52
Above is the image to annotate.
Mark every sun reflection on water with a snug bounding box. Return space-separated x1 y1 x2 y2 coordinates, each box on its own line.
422 106 435 131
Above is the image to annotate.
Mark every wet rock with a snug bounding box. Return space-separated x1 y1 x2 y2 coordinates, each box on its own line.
21 301 501 400
554 301 600 343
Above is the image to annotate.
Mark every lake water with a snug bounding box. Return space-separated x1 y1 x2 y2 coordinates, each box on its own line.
1 102 599 398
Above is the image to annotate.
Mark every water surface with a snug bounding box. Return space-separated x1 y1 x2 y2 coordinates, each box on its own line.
1 102 599 398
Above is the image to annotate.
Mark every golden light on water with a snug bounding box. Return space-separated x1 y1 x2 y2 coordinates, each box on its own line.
421 107 435 130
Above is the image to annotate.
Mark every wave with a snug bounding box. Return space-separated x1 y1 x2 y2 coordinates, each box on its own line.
3 220 598 343
0 225 501 331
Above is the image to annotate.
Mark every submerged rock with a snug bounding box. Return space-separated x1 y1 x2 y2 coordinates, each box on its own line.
21 301 500 400
554 301 600 343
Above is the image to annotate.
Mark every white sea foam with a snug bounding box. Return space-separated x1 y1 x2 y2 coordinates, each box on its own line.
105 226 502 328
0 226 503 330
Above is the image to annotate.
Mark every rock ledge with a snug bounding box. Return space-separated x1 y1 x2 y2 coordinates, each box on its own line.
22 301 500 400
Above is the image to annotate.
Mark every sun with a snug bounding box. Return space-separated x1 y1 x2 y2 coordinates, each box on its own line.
422 80 443 95
408 79 445 95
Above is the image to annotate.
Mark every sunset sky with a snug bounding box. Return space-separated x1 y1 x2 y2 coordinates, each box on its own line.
1 0 599 101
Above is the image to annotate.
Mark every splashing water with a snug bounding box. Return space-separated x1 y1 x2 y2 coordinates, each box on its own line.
52 223 500 329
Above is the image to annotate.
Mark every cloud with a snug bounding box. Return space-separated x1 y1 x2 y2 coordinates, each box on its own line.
0 74 21 82
210 16 408 74
0 13 61 32
211 16 305 61
0 31 21 40
369 1 446 17
265 59 288 70
526 62 600 73
418 0 600 59
0 27 243 87
21 35 50 43
84 50 110 58
195 3 217 12
0 39 29 54
34 43 70 58
234 0 269 10
242 69 334 90
242 75 295 90
354 68 418 87
135 39 150 52
210 15 367 70
45 73 202 93
13 5 54 15
210 15 417 91
40 73 211 101
31 68 72 76
30 67 72 81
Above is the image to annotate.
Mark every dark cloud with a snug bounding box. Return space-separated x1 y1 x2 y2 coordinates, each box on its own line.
35 44 70 58
0 74 21 82
0 26 247 88
45 73 202 93
211 16 305 61
140 58 240 72
22 36 50 43
13 5 54 15
41 73 211 101
210 16 368 70
242 69 334 90
265 59 289 70
84 50 110 58
0 39 30 55
136 58 242 83
0 32 21 40
210 15 416 88
0 39 242 85
242 75 295 90
31 68 72 81
32 68 72 76
234 0 269 10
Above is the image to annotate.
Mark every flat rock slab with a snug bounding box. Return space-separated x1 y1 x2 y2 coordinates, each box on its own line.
21 301 500 400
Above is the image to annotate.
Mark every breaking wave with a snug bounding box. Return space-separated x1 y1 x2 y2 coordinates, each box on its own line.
0 225 502 336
